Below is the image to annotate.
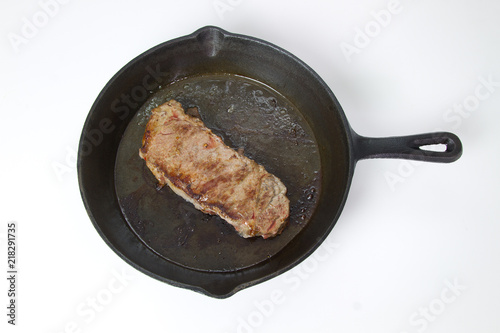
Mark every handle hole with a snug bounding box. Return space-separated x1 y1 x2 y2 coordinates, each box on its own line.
419 143 447 152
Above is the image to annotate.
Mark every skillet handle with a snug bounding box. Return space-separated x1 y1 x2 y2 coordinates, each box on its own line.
353 131 463 163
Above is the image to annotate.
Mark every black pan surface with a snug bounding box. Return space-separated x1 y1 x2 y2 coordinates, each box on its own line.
78 26 462 298
115 74 321 272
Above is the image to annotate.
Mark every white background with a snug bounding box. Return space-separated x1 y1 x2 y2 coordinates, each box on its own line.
1 0 500 332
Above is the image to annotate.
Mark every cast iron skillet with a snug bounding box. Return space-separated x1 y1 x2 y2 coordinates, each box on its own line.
78 26 462 298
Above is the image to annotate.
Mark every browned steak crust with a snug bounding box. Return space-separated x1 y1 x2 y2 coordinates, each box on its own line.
139 100 289 238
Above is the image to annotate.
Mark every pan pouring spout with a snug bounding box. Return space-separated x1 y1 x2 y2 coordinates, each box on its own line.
196 26 226 57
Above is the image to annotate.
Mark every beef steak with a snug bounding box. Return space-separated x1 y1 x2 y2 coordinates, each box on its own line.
139 100 289 238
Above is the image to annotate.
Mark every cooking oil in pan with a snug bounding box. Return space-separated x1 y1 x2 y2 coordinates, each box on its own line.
115 73 322 272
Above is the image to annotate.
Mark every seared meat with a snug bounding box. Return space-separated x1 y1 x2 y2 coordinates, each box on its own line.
139 100 289 238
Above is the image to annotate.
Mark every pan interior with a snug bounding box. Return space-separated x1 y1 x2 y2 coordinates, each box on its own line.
114 73 321 272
